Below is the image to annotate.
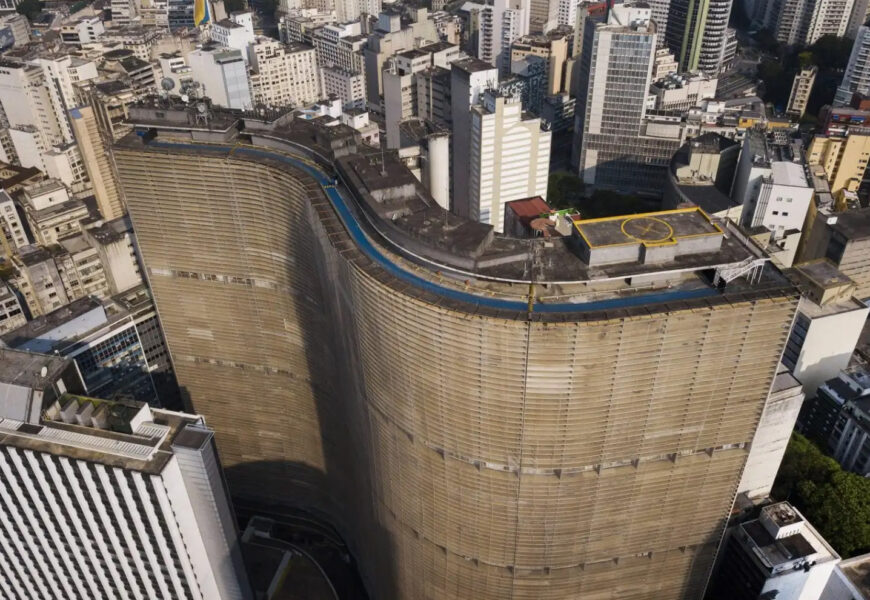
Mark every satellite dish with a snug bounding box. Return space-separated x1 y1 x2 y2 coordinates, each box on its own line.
161 77 176 91
181 93 189 103
196 102 207 114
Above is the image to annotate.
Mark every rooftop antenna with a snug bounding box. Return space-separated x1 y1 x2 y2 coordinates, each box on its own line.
380 139 387 176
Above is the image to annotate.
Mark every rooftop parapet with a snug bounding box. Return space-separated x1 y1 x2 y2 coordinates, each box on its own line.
117 100 798 316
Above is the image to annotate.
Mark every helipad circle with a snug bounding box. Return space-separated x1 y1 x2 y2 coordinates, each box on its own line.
620 216 674 243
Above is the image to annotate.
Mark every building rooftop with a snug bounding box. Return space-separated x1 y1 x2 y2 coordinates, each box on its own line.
771 161 808 187
794 259 854 290
118 103 798 321
452 56 496 74
1 296 102 350
0 391 207 473
831 207 870 241
0 348 71 390
838 553 870 598
574 208 721 248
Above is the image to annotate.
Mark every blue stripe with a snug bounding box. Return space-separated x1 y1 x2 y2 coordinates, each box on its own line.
147 141 722 314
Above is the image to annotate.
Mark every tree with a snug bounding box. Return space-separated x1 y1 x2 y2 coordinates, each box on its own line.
809 35 854 71
772 434 870 558
546 171 584 209
223 0 247 12
16 0 41 21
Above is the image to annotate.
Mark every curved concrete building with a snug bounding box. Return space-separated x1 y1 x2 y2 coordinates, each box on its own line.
114 103 799 600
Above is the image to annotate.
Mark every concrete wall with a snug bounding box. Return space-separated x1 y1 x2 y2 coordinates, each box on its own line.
116 142 799 600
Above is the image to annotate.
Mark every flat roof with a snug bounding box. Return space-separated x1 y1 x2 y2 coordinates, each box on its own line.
831 207 870 241
574 207 722 248
116 105 798 321
0 349 71 390
771 161 807 187
794 259 854 290
839 553 870 598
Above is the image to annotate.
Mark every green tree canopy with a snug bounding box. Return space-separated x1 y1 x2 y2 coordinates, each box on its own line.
16 0 42 21
773 434 870 558
222 0 247 13
809 35 855 71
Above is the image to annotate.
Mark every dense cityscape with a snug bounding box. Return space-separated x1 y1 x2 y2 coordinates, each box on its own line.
1 0 870 595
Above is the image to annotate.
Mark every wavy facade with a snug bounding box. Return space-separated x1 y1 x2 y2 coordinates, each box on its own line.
114 112 798 600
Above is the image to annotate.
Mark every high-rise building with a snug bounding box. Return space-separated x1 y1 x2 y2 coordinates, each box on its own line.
0 347 252 600
573 3 685 193
463 0 531 74
806 133 870 197
249 40 321 108
836 26 870 107
383 44 460 148
69 105 125 220
187 45 253 110
363 9 439 110
114 104 799 600
450 57 499 212
464 90 551 230
666 0 734 75
510 28 571 96
783 260 869 398
787 65 818 117
711 503 840 600
773 0 854 46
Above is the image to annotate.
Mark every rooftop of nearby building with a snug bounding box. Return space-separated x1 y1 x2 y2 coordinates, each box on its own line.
0 391 208 473
770 161 808 187
452 56 495 74
838 553 870 599
794 259 854 290
739 502 837 576
0 348 71 390
575 208 721 248
0 296 102 350
831 207 870 241
117 102 798 320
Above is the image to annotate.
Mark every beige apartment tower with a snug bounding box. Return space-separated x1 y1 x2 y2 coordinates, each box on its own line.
114 106 799 600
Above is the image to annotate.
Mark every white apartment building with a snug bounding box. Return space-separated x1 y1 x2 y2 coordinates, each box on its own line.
322 66 366 109
157 52 193 92
210 14 256 61
742 161 813 236
335 0 381 23
312 21 366 72
451 57 499 214
60 16 106 46
783 261 869 398
464 0 531 74
0 13 30 47
0 188 29 251
30 54 99 145
8 126 47 171
0 283 25 334
42 143 90 196
383 43 460 146
788 65 817 116
249 39 320 108
110 0 136 26
467 90 551 231
0 348 254 600
835 26 870 106
0 61 66 150
21 179 87 246
188 46 252 110
556 0 577 27
650 71 717 111
776 0 855 46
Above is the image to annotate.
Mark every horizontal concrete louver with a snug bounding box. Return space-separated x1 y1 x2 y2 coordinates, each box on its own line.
114 143 798 600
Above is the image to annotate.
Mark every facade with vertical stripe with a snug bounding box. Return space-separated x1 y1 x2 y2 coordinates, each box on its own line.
0 348 251 600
